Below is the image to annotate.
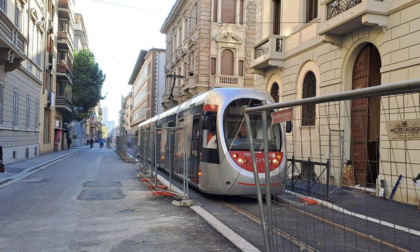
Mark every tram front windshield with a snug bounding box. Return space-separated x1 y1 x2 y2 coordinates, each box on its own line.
223 98 282 151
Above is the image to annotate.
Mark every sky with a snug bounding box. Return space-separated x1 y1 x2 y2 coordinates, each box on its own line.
74 0 175 124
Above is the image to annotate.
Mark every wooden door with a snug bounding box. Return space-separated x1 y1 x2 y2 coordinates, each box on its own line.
351 44 381 187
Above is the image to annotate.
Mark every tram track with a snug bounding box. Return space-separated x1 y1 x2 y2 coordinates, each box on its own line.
224 199 409 252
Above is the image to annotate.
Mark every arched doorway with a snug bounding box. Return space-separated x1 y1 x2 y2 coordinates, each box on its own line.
351 44 381 188
270 82 280 102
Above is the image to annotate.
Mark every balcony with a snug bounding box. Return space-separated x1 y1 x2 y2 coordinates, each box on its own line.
55 96 72 112
251 35 285 70
58 0 73 19
319 0 388 36
0 10 27 72
57 31 74 52
57 60 73 84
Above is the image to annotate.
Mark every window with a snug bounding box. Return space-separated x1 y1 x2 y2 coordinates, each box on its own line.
36 31 42 66
35 100 39 130
58 51 66 63
13 89 19 127
221 0 236 23
213 0 218 22
306 0 318 23
0 0 6 13
59 19 68 32
191 4 197 28
238 60 244 77
26 96 31 128
270 83 280 102
211 58 216 75
221 49 234 76
0 82 3 124
15 4 22 30
301 71 316 126
43 108 50 142
273 0 281 35
239 0 244 24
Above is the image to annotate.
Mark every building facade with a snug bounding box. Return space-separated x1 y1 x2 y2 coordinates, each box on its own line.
128 48 166 131
69 12 88 147
251 0 420 205
160 0 256 109
39 0 75 154
0 0 46 164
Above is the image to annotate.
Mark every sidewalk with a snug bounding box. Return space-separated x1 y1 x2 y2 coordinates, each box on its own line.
0 146 88 186
285 180 420 237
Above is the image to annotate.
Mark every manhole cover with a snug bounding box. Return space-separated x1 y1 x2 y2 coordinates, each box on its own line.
20 177 45 183
83 181 122 188
77 189 125 200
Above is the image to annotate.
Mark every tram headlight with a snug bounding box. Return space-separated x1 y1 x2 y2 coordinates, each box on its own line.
243 159 248 164
232 153 238 159
198 169 203 176
161 156 165 160
272 159 279 165
277 154 282 160
238 158 244 164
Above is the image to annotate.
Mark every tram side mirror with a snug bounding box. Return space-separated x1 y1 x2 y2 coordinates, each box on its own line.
286 121 292 133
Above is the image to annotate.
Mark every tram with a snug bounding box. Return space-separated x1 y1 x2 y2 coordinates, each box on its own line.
138 88 288 195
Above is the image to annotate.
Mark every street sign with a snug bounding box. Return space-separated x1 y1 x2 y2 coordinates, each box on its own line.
272 108 293 124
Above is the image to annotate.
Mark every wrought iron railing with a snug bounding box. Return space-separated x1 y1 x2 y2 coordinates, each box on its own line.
327 0 362 19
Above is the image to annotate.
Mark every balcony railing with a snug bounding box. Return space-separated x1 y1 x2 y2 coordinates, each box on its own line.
251 35 285 70
219 75 238 85
55 96 72 112
327 0 362 20
0 10 26 71
57 31 74 52
320 0 388 36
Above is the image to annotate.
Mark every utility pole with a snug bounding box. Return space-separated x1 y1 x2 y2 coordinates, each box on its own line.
166 74 184 108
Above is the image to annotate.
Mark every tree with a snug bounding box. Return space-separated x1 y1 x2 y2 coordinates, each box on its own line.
66 49 106 122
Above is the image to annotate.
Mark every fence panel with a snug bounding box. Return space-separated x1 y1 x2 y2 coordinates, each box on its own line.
245 79 420 251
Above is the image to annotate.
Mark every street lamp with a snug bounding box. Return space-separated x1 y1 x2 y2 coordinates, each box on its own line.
166 74 184 108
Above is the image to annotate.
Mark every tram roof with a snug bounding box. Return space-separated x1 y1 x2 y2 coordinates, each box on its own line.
138 88 272 129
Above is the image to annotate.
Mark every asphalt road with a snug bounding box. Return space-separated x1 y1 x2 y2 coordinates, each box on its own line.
0 147 240 252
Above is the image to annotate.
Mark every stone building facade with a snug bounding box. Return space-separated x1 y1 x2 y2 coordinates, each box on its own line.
128 49 166 131
160 0 256 109
0 0 46 164
251 0 420 205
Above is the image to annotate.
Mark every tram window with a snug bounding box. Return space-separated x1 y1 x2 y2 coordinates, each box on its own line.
203 115 217 149
223 99 282 151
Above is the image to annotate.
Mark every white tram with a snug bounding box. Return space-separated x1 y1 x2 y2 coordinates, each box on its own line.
138 88 288 195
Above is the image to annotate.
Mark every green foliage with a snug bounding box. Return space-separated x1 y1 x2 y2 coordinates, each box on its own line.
72 49 106 121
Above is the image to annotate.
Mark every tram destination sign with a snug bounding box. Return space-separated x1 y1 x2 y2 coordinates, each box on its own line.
272 108 293 124
385 119 420 140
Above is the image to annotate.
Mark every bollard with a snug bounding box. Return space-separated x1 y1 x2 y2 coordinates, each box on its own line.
0 146 4 173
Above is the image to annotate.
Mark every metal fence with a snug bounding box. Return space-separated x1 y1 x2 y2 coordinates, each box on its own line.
244 79 420 251
138 126 189 200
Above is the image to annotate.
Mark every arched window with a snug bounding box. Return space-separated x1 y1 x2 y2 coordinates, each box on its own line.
270 82 280 102
221 49 234 76
302 71 316 126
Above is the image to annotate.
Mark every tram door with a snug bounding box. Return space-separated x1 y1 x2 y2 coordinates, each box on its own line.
189 115 201 185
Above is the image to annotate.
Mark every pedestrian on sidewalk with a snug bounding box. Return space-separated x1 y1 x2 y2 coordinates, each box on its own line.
67 137 72 150
89 138 94 149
